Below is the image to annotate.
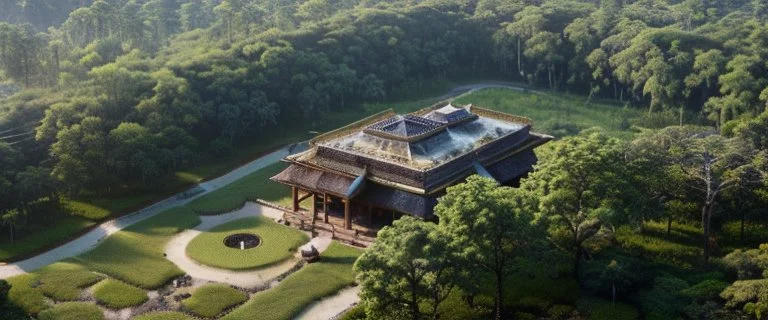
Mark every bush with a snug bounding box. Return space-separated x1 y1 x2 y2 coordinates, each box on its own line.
548 304 574 319
636 275 690 320
92 279 148 309
681 279 729 300
37 302 104 320
339 305 367 320
182 284 248 318
578 297 640 320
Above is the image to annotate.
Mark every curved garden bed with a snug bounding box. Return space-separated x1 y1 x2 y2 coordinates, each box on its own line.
185 217 308 270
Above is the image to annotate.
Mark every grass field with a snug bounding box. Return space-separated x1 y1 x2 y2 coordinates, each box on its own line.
73 207 201 289
187 162 291 214
0 215 96 262
91 279 148 309
7 274 48 315
182 284 248 318
453 88 642 138
36 302 105 320
223 242 363 320
35 262 103 301
186 217 308 270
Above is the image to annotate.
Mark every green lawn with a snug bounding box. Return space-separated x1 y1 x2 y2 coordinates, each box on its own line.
35 262 103 301
91 279 148 309
132 311 196 320
181 284 248 318
453 88 641 139
186 217 308 270
223 242 363 320
187 162 291 214
72 206 201 289
0 215 95 262
36 302 104 320
6 274 48 315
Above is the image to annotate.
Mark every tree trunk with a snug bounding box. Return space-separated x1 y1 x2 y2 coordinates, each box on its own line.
494 271 504 320
667 216 673 237
9 226 13 244
702 203 713 265
517 37 522 76
574 245 583 279
741 211 746 242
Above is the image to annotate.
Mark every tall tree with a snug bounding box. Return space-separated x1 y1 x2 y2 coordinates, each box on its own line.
354 216 458 320
435 175 542 320
638 126 767 264
523 130 626 280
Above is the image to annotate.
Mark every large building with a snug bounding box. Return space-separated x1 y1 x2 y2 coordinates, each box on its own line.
271 102 552 238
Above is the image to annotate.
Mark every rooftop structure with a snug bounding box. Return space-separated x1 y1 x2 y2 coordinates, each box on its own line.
271 102 552 235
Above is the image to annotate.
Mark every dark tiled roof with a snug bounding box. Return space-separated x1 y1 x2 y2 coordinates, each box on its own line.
271 164 354 197
364 115 445 142
356 183 440 218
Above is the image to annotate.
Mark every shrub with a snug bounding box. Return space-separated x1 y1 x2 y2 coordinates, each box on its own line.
339 305 367 320
91 279 148 309
182 284 247 318
681 279 729 300
636 275 690 320
37 302 104 320
548 304 574 319
578 297 639 320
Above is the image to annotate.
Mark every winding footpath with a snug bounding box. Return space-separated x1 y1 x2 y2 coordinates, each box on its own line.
0 81 529 281
0 145 294 279
164 202 333 288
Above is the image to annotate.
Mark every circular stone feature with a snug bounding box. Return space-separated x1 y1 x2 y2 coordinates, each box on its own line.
224 233 261 249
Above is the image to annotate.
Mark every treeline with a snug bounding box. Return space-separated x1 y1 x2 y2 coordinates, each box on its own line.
2 1 768 239
355 120 768 319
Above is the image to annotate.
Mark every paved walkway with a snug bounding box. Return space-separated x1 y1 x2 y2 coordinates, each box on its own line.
295 286 361 320
0 146 293 279
164 202 333 288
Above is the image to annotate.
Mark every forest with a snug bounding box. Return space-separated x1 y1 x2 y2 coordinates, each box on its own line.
2 0 768 319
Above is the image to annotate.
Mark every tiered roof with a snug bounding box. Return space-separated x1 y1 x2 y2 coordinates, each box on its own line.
271 102 552 218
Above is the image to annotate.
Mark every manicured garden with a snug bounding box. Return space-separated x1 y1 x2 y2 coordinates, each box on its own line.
186 217 308 270
37 302 105 320
181 284 248 318
91 279 148 309
223 242 363 320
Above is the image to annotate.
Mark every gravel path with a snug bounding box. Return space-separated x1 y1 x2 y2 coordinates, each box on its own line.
164 202 334 288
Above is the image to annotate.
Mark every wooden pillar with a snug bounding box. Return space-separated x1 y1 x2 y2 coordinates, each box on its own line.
323 194 329 223
344 199 352 230
312 193 319 219
367 205 373 226
292 186 299 212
